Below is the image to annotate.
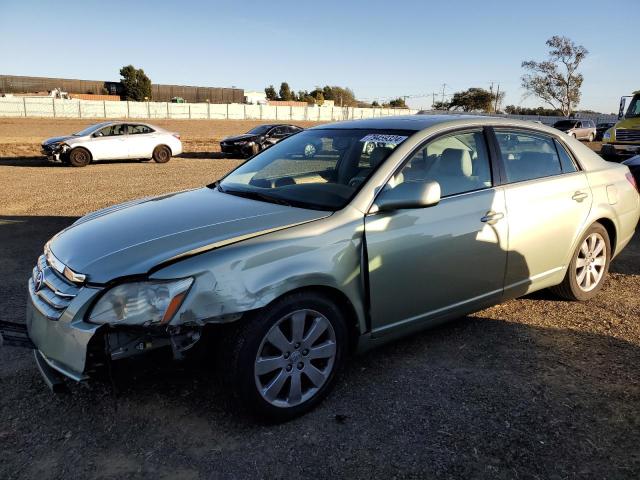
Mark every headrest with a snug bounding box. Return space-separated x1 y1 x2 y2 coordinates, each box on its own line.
439 148 472 177
369 146 393 168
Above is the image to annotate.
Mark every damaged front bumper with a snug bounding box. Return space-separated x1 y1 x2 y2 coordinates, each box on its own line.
41 144 68 163
0 286 204 391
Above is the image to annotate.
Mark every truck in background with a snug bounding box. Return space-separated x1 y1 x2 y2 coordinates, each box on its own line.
601 91 640 161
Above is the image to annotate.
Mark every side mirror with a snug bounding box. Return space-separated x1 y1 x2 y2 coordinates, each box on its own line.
372 181 441 212
93 132 103 137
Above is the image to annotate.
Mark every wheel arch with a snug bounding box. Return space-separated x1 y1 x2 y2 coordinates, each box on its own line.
155 143 173 155
594 217 617 256
68 144 93 161
261 285 362 353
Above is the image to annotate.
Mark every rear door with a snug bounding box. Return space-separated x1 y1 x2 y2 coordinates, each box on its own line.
126 124 157 158
492 128 592 297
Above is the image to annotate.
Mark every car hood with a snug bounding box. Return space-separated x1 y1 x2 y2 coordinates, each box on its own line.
42 135 74 146
222 133 260 143
49 187 329 283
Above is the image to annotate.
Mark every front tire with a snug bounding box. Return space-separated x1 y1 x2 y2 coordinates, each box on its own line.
588 133 594 142
551 223 610 301
222 292 347 421
152 145 171 163
68 147 91 167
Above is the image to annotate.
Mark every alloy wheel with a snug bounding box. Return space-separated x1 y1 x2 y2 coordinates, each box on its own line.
254 309 337 408
575 232 607 292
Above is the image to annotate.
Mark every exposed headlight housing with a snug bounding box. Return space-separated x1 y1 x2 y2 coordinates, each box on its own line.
603 129 612 141
88 278 193 326
235 141 250 146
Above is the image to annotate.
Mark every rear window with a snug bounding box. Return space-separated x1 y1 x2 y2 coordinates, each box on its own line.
494 130 563 183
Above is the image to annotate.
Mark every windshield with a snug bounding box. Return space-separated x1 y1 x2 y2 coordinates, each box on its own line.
247 125 271 135
218 128 413 211
73 123 109 136
625 95 640 118
553 120 577 129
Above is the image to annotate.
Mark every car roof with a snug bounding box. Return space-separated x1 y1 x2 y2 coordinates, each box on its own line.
311 114 584 134
91 121 164 131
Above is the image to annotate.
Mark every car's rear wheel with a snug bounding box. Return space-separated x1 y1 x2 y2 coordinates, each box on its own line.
152 145 171 163
588 133 594 142
551 223 610 301
222 292 347 421
68 147 91 167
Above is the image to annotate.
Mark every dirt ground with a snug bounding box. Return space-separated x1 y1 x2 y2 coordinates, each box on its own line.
0 118 639 479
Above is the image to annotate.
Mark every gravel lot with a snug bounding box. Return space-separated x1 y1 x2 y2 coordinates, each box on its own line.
0 119 639 479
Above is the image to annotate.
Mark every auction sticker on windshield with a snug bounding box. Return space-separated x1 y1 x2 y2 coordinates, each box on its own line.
359 134 408 144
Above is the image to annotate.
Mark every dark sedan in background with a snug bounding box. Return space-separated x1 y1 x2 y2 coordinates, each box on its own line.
595 122 616 141
220 124 303 158
622 155 640 188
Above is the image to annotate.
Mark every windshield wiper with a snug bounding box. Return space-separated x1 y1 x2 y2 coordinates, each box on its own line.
221 188 293 207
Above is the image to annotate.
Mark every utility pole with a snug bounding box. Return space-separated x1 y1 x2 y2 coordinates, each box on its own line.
441 83 447 106
432 92 436 109
494 83 501 114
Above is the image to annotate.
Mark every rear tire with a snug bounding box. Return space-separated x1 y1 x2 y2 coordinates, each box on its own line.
68 147 91 167
152 145 171 163
588 133 594 142
221 291 348 422
550 223 610 301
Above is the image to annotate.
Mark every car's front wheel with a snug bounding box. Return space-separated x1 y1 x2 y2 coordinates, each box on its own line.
223 292 347 421
551 222 610 301
68 147 91 167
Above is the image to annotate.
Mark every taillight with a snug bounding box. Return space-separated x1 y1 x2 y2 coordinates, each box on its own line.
626 172 639 193
173 133 181 140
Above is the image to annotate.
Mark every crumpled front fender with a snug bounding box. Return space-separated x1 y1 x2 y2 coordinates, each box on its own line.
151 209 368 335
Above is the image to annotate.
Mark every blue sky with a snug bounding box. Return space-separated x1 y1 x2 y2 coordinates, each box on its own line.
1 0 637 112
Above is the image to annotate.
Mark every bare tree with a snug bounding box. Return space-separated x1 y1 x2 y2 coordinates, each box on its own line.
521 36 588 116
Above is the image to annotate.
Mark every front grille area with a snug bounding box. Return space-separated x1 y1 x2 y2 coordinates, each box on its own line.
29 255 80 320
616 129 640 142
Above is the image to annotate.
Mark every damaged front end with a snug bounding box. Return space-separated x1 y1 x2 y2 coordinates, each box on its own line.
1 249 215 392
41 142 69 163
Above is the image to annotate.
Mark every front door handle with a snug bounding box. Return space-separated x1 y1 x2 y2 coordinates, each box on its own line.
572 191 588 202
481 211 504 224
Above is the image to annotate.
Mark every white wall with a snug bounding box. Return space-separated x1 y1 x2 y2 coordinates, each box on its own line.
0 97 416 121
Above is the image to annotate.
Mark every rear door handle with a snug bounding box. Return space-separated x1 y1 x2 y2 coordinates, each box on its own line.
481 211 504 224
572 191 588 202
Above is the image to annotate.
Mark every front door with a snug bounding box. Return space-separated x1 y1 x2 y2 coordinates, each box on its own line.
492 129 592 297
364 129 508 336
89 124 129 160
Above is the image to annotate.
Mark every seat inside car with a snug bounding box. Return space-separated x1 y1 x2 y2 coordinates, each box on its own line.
434 148 479 196
347 146 393 186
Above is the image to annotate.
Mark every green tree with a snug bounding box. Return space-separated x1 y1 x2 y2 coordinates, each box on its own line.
279 82 293 101
521 36 588 116
388 97 407 108
314 91 324 106
119 65 152 101
264 85 277 101
447 88 502 112
371 100 380 107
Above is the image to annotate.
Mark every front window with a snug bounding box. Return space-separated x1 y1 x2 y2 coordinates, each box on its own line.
625 95 640 118
392 130 492 197
218 128 413 211
73 123 110 136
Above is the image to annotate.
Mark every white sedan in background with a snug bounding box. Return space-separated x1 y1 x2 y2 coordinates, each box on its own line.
41 121 183 167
